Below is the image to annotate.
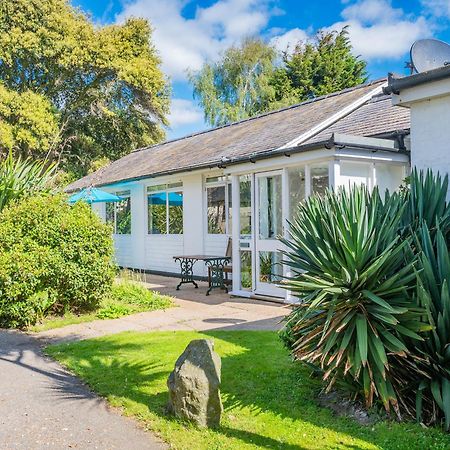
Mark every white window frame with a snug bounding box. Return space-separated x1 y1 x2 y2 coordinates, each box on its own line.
147 182 183 235
106 190 131 235
204 175 232 235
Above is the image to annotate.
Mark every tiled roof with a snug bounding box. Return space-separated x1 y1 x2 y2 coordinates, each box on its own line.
68 79 409 191
304 94 410 144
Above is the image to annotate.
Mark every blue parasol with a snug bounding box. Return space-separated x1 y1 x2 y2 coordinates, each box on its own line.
68 187 123 204
148 192 183 206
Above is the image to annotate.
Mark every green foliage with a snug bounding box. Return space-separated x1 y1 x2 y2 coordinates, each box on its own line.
282 185 426 415
0 150 57 212
189 38 283 126
96 303 131 320
109 280 173 310
0 83 59 155
0 0 169 176
0 194 115 327
282 27 367 100
282 169 450 430
190 28 367 127
47 331 450 449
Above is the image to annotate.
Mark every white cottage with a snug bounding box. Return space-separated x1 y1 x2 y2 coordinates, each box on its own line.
68 78 412 302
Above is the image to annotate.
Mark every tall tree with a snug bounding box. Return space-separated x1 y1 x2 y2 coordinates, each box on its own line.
190 28 367 127
0 0 170 179
283 27 367 100
189 38 294 127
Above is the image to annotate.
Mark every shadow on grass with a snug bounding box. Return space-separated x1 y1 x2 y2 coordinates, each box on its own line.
47 330 450 450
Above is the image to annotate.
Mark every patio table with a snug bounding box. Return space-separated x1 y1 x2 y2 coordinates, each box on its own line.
173 255 231 296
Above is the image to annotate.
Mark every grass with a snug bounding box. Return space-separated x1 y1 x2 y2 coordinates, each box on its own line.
47 331 450 450
30 280 174 332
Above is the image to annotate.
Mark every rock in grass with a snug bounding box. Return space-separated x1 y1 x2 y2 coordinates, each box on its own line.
167 339 223 428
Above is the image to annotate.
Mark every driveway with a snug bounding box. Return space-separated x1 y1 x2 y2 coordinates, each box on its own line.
0 330 166 449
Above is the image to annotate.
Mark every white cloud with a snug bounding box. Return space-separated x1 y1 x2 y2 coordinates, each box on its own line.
341 0 402 24
269 28 310 53
117 0 275 81
167 98 203 128
421 0 450 18
329 0 432 60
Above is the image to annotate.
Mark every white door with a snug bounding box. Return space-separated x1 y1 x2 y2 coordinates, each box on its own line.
255 171 285 297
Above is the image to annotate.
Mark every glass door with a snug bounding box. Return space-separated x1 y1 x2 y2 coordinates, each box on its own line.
255 171 284 297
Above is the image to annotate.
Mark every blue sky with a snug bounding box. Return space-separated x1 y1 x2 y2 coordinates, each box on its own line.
72 0 450 139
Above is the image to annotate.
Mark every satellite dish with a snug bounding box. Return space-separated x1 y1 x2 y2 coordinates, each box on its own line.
410 39 450 73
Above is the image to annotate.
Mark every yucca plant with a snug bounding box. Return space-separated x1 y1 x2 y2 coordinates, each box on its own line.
282 185 429 415
0 151 57 212
411 225 450 430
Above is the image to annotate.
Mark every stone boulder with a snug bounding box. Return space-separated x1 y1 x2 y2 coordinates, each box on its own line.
167 339 223 428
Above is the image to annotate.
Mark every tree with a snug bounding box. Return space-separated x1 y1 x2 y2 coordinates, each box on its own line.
190 28 367 127
189 38 293 127
0 83 59 156
0 0 169 179
283 27 367 99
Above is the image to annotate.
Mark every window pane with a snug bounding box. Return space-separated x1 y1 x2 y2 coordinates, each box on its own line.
207 186 226 234
147 184 167 193
258 174 282 239
288 167 306 221
259 251 283 283
105 202 114 227
148 193 167 234
311 164 329 196
240 250 252 291
206 175 227 184
115 197 131 234
168 191 183 234
227 183 232 234
239 175 252 238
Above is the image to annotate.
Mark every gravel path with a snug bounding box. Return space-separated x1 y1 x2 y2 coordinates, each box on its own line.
0 330 166 450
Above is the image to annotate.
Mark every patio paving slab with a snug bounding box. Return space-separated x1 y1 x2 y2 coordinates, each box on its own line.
33 274 290 345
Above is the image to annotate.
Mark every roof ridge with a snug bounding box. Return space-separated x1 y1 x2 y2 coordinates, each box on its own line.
133 77 387 154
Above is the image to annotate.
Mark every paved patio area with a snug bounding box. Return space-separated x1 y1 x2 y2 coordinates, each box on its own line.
33 274 290 344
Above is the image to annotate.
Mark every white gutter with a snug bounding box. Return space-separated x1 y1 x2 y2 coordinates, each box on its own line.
277 81 388 150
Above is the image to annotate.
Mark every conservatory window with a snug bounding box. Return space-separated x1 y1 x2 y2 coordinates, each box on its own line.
106 190 131 234
310 164 329 196
205 176 232 234
147 182 183 234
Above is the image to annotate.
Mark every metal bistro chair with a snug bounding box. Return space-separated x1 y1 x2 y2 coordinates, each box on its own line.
208 237 232 288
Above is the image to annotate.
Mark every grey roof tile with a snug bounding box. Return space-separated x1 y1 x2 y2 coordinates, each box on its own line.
68 79 409 190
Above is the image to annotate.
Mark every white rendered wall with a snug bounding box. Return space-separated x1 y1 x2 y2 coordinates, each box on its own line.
337 161 372 189
337 160 406 194
410 96 450 179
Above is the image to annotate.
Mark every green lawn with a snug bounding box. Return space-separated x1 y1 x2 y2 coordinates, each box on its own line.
47 331 450 450
30 281 174 332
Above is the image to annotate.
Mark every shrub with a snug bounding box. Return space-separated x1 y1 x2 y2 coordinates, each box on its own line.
0 194 116 327
110 280 173 310
281 184 427 416
281 169 450 429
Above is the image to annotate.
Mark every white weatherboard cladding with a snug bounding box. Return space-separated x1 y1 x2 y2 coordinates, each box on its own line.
145 235 183 273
